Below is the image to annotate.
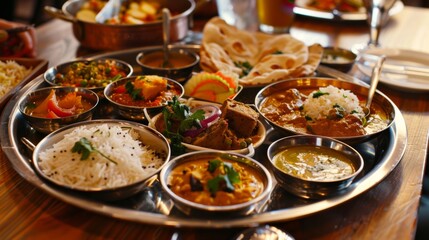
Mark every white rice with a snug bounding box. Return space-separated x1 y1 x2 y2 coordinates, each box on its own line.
303 85 364 120
0 60 31 98
38 124 165 189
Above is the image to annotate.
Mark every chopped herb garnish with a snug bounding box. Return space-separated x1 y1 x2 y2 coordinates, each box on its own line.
273 50 283 55
234 61 253 77
312 91 329 98
206 159 241 196
125 81 143 100
71 137 117 164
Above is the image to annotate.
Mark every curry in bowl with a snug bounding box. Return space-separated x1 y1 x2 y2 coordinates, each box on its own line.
255 78 395 142
160 151 272 215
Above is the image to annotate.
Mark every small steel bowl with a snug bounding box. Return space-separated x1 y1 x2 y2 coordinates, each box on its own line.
321 47 357 73
136 46 200 83
267 135 364 199
160 150 273 217
44 58 133 96
18 86 99 134
104 76 184 120
32 119 171 201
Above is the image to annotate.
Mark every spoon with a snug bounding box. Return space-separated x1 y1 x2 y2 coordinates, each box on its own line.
95 0 122 23
233 225 294 240
161 8 173 68
363 54 386 117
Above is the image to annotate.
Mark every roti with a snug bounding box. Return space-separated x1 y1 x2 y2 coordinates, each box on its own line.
200 17 323 86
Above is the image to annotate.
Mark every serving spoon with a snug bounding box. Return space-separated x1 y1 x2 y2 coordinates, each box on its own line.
161 8 173 68
363 54 386 117
95 0 122 23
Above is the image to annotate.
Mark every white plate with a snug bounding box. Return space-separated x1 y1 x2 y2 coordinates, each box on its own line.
293 0 403 21
357 48 429 92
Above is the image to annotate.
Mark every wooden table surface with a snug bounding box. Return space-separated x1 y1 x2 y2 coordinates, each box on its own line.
1 5 429 240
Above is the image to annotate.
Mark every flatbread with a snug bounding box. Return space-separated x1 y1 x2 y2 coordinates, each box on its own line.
200 17 323 86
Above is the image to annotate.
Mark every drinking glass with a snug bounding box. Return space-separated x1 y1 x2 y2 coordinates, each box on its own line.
215 0 257 30
257 0 295 34
353 0 397 53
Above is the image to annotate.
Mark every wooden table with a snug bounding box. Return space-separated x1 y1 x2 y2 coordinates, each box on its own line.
1 6 428 240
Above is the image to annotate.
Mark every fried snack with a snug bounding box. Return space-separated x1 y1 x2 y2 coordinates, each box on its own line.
200 17 323 86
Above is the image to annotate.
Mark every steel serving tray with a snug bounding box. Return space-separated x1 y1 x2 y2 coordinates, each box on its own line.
0 46 407 228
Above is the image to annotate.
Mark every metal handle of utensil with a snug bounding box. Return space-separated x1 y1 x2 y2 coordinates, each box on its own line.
44 6 76 23
366 55 386 109
162 8 171 65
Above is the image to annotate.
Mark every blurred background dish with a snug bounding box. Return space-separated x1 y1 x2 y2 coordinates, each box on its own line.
267 135 364 199
356 48 429 92
321 47 357 73
44 0 196 50
0 57 48 110
18 86 99 133
293 0 404 20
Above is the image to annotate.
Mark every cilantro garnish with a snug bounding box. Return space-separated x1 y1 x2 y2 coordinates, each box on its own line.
71 137 117 164
125 81 143 100
206 159 240 196
162 96 205 155
312 91 329 98
234 61 253 77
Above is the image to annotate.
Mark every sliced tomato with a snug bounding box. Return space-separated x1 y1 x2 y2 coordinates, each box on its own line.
46 110 59 119
47 93 76 117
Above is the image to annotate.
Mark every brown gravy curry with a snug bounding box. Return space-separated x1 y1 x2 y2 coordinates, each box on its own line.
259 87 389 137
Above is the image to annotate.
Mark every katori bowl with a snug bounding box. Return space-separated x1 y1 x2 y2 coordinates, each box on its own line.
18 86 99 134
136 46 200 83
267 135 364 199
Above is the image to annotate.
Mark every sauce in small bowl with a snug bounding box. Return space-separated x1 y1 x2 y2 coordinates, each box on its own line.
136 47 199 82
267 135 363 199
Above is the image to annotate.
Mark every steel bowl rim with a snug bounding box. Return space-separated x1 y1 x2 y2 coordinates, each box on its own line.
103 76 185 110
32 119 171 193
254 77 396 143
267 134 364 184
18 86 99 120
43 58 133 90
159 150 273 212
136 47 200 71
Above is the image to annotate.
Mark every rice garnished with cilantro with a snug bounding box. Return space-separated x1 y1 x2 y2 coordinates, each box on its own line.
303 85 364 120
0 60 31 98
38 124 165 189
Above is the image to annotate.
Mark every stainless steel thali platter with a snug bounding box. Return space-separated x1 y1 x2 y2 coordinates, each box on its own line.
0 46 407 228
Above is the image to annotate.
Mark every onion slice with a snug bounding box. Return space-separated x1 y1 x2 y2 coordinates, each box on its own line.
192 105 221 128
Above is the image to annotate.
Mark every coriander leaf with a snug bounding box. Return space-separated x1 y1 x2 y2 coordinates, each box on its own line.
71 137 117 164
223 162 240 184
125 81 143 100
312 91 329 98
273 50 284 55
208 159 222 173
234 61 253 77
207 175 235 196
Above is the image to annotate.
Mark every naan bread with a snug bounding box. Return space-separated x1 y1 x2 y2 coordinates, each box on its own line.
200 17 323 86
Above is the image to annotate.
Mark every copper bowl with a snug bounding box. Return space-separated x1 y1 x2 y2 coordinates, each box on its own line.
44 0 195 50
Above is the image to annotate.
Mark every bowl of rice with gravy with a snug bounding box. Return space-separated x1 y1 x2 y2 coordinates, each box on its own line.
32 119 171 201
